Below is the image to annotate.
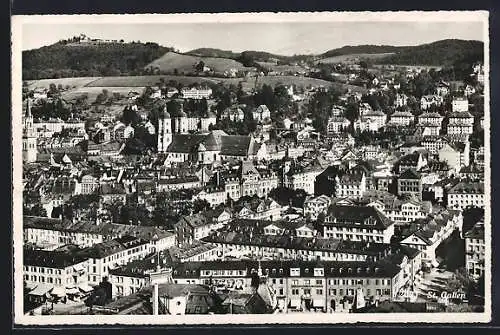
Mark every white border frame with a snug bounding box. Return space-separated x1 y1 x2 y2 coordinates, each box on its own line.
12 11 491 325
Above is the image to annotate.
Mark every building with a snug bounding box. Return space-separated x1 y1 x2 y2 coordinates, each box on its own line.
253 105 271 122
438 141 470 173
23 99 38 163
400 210 462 267
304 195 332 220
436 81 450 97
452 97 469 113
194 187 227 207
77 235 151 286
75 175 99 195
419 136 450 155
323 205 395 243
110 258 419 313
335 173 367 200
236 197 282 221
389 111 414 127
157 106 172 153
221 107 245 122
283 160 326 195
162 130 261 164
362 110 387 130
394 94 408 108
397 169 423 201
417 112 443 127
23 248 90 293
181 87 212 99
23 216 175 252
447 111 474 135
397 152 428 174
364 195 432 225
156 176 201 192
447 182 484 211
464 221 485 280
420 95 443 111
174 212 231 245
327 117 350 134
239 161 279 199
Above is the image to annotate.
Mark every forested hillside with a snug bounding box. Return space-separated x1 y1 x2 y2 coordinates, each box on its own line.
23 39 174 80
377 39 483 66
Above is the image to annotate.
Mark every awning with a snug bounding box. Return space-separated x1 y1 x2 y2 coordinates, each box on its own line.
78 283 94 293
51 286 66 297
29 283 54 296
25 283 38 291
289 299 301 308
73 264 85 272
313 299 324 308
66 287 80 295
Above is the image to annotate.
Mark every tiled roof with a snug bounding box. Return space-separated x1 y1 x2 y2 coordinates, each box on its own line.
325 205 394 229
24 248 88 268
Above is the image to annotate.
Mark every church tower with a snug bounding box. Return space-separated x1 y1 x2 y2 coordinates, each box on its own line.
157 104 172 152
22 98 37 163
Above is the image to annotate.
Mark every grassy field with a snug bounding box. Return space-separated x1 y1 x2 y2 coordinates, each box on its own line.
255 61 306 74
26 77 101 89
61 86 143 102
317 53 395 64
29 73 366 99
145 51 247 74
85 75 222 88
236 75 334 90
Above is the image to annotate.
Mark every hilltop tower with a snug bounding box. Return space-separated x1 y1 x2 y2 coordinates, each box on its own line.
22 98 37 163
157 104 172 153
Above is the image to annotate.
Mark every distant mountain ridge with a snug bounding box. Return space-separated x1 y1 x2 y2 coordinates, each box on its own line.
22 38 484 80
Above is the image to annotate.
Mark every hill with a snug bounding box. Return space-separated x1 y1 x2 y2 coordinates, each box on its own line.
22 38 174 80
145 51 248 75
318 53 396 65
320 45 404 58
376 39 484 66
185 48 241 59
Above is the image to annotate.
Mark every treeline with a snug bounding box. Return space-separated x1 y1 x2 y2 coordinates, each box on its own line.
320 45 403 58
377 39 484 66
22 41 175 80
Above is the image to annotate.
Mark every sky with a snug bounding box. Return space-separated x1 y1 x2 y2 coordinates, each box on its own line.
21 21 485 55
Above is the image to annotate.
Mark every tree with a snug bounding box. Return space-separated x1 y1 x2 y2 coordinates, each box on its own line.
24 204 47 217
193 199 211 214
195 60 205 73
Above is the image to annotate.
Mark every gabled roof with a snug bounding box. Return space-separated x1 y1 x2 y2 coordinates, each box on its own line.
399 169 421 180
325 205 394 229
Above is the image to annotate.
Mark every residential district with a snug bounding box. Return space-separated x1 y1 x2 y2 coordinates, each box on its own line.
21 58 486 316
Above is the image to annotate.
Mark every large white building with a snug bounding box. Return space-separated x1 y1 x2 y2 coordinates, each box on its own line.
389 111 414 126
79 236 151 286
323 205 395 244
447 111 474 135
447 182 484 211
417 112 443 127
24 249 90 292
181 87 213 99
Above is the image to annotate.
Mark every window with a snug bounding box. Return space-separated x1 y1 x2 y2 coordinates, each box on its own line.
316 279 323 285
304 279 310 286
316 289 323 295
